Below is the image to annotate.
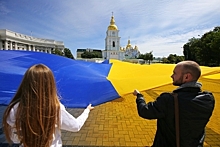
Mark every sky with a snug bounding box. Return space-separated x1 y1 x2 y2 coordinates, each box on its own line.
1 0 220 58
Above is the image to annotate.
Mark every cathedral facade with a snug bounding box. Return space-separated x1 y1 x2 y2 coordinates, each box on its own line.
121 39 140 59
102 14 140 60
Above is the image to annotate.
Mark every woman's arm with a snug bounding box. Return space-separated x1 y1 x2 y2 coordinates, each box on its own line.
60 103 94 132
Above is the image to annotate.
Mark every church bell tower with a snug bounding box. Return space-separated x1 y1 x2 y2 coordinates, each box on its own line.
102 13 125 60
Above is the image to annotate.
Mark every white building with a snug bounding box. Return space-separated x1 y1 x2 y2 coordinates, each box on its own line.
102 15 140 60
0 29 64 53
122 39 140 59
102 15 125 60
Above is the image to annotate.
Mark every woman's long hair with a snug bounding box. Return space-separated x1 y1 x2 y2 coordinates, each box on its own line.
3 64 60 147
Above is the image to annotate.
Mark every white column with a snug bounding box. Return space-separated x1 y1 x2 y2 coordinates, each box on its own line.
23 45 26 51
48 49 51 53
33 46 35 51
5 41 8 50
0 41 2 50
15 42 17 50
28 45 31 51
10 42 12 50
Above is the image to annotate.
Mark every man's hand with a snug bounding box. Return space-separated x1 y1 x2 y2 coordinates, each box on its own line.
133 89 140 96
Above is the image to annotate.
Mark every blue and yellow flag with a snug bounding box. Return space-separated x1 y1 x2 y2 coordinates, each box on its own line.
0 50 219 108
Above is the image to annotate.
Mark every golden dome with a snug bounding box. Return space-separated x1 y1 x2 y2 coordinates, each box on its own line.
134 45 138 50
108 16 118 30
126 39 132 49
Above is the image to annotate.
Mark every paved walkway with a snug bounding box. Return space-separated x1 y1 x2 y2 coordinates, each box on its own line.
0 78 219 146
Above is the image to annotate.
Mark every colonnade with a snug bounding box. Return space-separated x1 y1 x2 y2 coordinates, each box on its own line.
1 40 52 53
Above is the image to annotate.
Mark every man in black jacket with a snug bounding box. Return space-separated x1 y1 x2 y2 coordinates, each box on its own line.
134 60 215 147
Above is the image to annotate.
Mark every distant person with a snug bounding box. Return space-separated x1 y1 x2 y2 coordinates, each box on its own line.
133 60 215 147
3 64 94 147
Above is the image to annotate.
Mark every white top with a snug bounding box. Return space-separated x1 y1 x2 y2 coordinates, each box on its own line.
7 103 90 147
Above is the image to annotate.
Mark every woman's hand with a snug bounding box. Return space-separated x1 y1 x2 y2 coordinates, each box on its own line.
86 104 94 111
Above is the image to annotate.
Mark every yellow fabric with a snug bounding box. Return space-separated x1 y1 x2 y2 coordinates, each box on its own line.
203 73 220 79
200 66 220 79
107 59 220 96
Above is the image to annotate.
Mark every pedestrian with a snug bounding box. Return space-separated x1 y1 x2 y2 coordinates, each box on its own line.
134 60 215 147
3 64 94 147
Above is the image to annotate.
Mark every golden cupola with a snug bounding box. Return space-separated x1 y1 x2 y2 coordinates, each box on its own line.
134 45 138 50
108 15 118 30
126 39 132 49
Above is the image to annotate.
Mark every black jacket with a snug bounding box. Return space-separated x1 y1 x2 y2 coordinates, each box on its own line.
136 82 215 147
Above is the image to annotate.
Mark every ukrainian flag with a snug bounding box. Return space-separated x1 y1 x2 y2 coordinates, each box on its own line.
0 50 219 108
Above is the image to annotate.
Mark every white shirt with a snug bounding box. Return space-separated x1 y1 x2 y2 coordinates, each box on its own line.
7 103 90 147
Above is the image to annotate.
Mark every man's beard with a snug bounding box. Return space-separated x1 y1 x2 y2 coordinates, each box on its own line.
173 75 184 86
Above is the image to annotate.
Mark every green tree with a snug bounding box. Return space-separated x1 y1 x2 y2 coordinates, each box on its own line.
183 37 202 63
93 51 102 58
52 48 63 56
201 28 220 66
183 26 220 66
167 54 176 63
161 57 169 63
81 51 102 59
64 48 74 59
166 54 184 64
175 56 185 63
81 51 91 58
137 54 145 59
144 51 153 64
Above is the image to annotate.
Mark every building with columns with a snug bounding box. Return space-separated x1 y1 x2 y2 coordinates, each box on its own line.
0 29 64 53
102 14 140 60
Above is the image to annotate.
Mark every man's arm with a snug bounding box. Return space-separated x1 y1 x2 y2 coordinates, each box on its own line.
134 90 166 119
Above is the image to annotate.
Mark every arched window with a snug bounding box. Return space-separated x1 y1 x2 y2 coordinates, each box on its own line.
113 41 115 47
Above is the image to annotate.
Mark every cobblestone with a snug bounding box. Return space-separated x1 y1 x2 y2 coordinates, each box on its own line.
0 78 219 146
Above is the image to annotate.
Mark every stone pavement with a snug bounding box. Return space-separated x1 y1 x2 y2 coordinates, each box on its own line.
0 78 219 146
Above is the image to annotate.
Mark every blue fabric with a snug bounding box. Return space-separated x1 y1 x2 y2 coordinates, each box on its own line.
0 50 119 108
102 59 109 64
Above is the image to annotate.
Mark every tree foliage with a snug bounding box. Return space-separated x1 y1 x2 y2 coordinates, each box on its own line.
137 51 153 64
183 26 220 66
137 54 145 59
161 57 170 63
81 51 102 59
64 48 74 59
52 48 63 56
162 54 184 64
52 47 75 59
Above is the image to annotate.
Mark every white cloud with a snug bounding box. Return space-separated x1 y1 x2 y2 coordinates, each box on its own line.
1 0 220 57
134 27 214 57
